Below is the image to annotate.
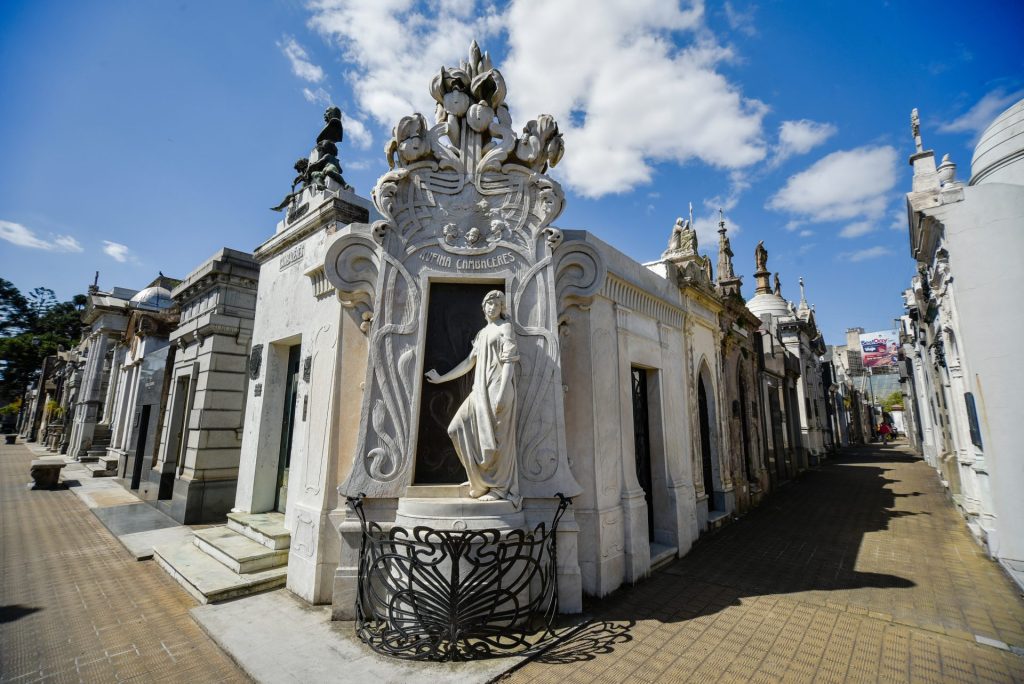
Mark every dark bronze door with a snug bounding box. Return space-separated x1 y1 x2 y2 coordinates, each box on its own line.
414 282 498 484
129 404 151 489
698 377 716 510
275 345 301 512
631 367 654 539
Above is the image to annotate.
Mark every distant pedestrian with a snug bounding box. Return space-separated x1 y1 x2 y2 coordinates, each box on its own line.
878 422 892 443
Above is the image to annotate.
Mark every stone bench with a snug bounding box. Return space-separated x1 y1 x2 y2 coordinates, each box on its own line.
30 459 66 489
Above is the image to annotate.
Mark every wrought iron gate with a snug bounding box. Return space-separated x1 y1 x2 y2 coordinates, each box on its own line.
347 493 570 661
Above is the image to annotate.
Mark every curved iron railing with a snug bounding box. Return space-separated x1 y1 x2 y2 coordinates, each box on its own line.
347 493 570 661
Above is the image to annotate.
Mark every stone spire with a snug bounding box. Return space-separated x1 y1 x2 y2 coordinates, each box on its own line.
797 276 811 319
716 209 742 297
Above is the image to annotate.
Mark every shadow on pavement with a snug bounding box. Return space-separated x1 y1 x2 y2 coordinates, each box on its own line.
560 446 922 658
531 620 635 664
0 604 42 624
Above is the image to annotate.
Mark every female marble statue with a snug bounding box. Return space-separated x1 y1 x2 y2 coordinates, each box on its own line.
425 290 520 505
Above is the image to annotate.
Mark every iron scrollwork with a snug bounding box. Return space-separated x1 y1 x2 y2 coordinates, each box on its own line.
346 493 571 661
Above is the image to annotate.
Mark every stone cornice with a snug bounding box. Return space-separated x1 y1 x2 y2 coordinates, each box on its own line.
254 195 371 264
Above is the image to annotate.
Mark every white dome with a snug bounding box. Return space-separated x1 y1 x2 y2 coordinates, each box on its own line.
130 286 174 310
746 292 791 319
970 98 1024 186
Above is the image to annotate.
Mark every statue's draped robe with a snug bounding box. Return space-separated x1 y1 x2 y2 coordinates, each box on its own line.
448 320 520 505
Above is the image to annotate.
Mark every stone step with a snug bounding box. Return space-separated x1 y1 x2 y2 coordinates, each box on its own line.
98 454 120 470
193 526 289 574
404 484 471 498
85 463 116 478
707 510 732 532
649 543 678 572
226 512 290 550
153 538 287 604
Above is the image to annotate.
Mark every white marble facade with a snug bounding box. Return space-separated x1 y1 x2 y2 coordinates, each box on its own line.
902 101 1024 576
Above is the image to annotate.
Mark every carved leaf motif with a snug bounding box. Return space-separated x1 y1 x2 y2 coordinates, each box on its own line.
367 399 400 481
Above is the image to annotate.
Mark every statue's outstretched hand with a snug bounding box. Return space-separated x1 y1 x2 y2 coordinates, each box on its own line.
424 369 442 384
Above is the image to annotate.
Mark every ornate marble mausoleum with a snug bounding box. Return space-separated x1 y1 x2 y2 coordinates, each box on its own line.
24 44 834 627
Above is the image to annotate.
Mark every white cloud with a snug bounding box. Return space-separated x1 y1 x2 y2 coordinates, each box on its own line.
767 145 899 222
505 1 766 197
0 220 82 252
103 241 131 262
307 0 767 198
53 235 83 252
839 220 876 239
799 229 814 237
308 1 497 131
938 87 1024 139
344 115 373 150
774 119 836 164
302 87 332 106
723 1 756 36
889 207 906 231
840 245 891 262
692 211 740 250
278 36 325 83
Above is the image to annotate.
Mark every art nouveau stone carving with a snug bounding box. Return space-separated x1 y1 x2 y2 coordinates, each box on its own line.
334 41 588 500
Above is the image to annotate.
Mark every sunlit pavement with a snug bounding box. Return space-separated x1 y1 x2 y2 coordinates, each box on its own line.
0 440 249 683
502 443 1024 683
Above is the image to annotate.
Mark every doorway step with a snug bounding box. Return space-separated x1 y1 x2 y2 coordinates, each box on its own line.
153 512 290 604
85 453 119 478
649 543 678 572
78 424 111 463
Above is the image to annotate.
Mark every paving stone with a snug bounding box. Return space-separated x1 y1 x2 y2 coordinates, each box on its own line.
503 445 1024 683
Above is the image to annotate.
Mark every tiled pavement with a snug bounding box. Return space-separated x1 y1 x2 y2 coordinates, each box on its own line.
0 441 248 683
503 444 1024 683
4 438 1024 683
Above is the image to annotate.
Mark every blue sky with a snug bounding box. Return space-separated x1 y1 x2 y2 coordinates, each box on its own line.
1 1 1021 345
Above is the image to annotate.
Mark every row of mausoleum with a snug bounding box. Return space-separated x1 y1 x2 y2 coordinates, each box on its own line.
895 99 1024 588
21 43 839 615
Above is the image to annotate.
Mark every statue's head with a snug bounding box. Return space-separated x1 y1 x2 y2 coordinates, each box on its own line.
324 106 341 123
482 290 507 320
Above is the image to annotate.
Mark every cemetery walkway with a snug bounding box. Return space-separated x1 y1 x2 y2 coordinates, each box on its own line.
505 443 1024 683
0 440 249 683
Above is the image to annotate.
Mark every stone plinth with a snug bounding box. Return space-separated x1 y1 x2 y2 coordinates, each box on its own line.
30 459 66 489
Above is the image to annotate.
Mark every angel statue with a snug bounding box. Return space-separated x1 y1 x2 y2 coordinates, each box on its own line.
425 290 521 505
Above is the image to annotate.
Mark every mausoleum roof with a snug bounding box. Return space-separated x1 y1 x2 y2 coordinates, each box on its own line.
746 292 790 319
130 286 174 310
970 97 1024 186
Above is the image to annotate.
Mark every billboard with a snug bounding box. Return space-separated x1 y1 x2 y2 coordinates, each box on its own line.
859 331 899 369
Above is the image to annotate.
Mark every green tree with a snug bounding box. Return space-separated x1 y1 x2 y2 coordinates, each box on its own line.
0 279 84 405
880 390 903 412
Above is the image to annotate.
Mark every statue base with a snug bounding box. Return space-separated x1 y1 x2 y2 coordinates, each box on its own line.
396 484 526 530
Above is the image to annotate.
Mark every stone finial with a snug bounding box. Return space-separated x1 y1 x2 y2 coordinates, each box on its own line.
911 108 923 153
798 276 811 318
716 209 736 283
937 153 957 186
